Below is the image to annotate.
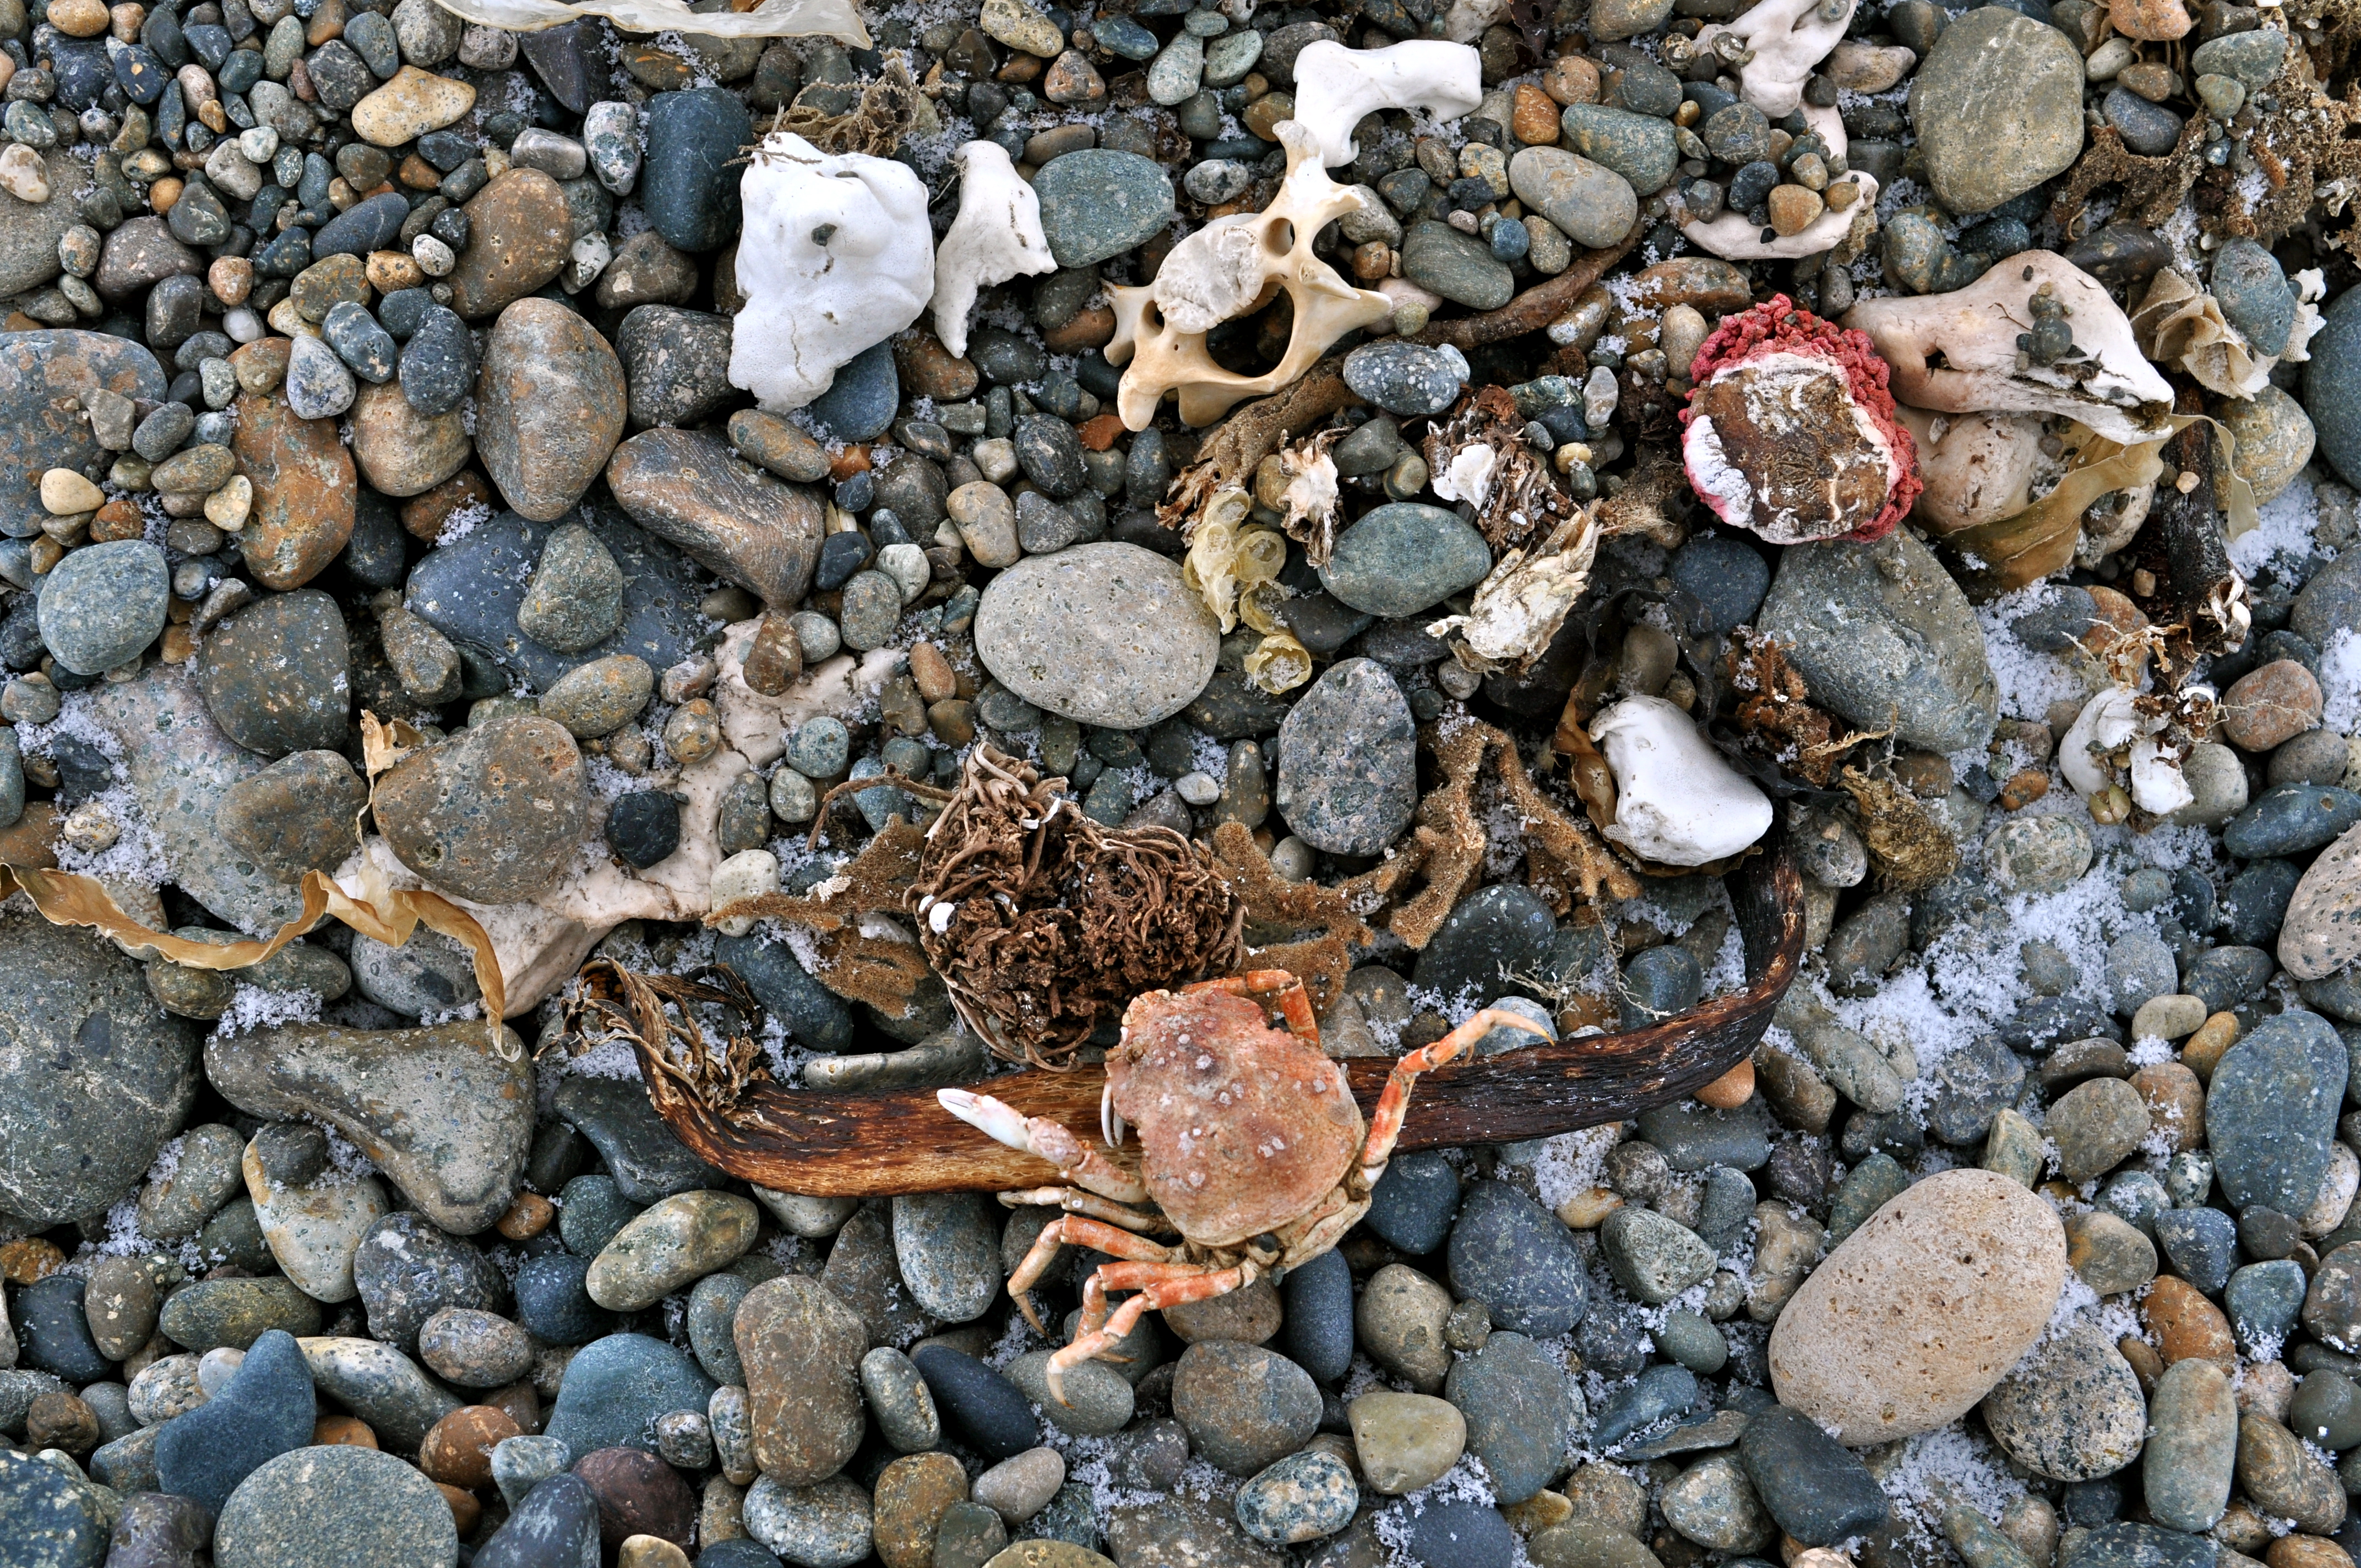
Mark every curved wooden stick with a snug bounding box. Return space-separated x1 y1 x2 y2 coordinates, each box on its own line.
633 842 1805 1196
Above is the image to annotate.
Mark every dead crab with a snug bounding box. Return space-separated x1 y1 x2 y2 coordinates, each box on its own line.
939 970 1546 1401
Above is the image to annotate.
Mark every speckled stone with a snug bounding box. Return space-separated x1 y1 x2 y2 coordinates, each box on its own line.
37 538 169 676
1274 657 1416 855
1342 341 1471 417
1032 150 1176 268
1509 148 1639 248
233 389 360 590
447 168 574 318
1320 502 1493 617
1235 1450 1357 1545
1909 8 2086 213
1557 104 1680 194
974 542 1221 728
2144 1358 2238 1531
475 298 628 522
1448 1182 1589 1337
544 1333 717 1458
1978 1319 2148 1480
738 1276 870 1484
2207 1010 2346 1214
587 1190 760 1311
213 1442 458 1567
195 589 350 758
373 715 590 903
1171 1341 1322 1475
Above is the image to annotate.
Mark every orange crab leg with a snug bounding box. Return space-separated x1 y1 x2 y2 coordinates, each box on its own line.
1361 1008 1551 1182
1048 1262 1254 1405
997 1188 1173 1233
1007 1216 1186 1333
1184 970 1320 1046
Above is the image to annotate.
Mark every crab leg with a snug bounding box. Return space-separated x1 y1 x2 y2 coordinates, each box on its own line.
938 1088 1151 1204
1185 970 1320 1046
1048 1262 1254 1406
1361 1009 1550 1183
1007 1215 1187 1332
997 1188 1172 1233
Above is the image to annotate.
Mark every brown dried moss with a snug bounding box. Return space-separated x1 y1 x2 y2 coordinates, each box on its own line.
704 819 938 1020
556 961 769 1113
1840 767 1961 892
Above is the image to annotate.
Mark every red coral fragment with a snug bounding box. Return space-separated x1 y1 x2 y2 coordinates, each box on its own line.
1680 295 1921 544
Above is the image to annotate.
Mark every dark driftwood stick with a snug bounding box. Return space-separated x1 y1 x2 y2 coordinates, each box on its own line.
1412 221 1647 352
638 842 1805 1197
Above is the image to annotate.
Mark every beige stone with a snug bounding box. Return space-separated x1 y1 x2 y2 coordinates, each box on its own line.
1766 1168 2065 1443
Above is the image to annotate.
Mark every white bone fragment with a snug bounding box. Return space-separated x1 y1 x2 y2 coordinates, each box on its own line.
1694 0 1856 118
729 132 934 412
929 140 1057 360
1678 173 1879 262
1589 695 1775 867
1845 252 2176 447
1289 40 1483 167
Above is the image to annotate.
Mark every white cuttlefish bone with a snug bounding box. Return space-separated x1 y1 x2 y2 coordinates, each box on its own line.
1589 695 1774 867
1290 39 1483 166
929 140 1057 360
729 131 934 412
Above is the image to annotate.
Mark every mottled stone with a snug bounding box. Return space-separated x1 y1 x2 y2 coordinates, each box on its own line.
737 1276 869 1484
233 391 357 590
373 715 590 903
974 542 1221 728
607 429 823 607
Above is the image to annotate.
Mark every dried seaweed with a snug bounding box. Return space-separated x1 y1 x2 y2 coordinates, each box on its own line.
1839 766 1961 892
1593 456 1693 549
1207 821 1372 1006
705 819 938 1019
910 748 1244 1070
1160 361 1359 533
1422 386 1583 554
556 961 769 1113
748 53 925 159
2049 122 2208 246
1721 630 1890 789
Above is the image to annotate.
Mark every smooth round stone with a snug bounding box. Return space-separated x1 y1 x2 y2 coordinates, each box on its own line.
738 1277 870 1482
2156 1208 2237 1295
1771 1169 2066 1441
714 933 853 1054
2283 824 2361 982
839 570 906 650
1669 531 1771 634
1171 1342 1321 1476
974 542 1220 728
1910 8 2085 213
1032 150 1174 269
373 715 590 902
195 588 350 758
37 538 168 674
156 1276 323 1355
685 1274 752 1387
1007 1350 1134 1437
891 1192 1002 1324
1367 1151 1462 1254
607 790 682 868
1558 104 1679 194
807 340 899 443
1236 1450 1356 1545
1979 1319 2147 1481
640 88 750 252
910 1345 1040 1462
1413 883 1558 1001
1320 503 1492 617
1661 1453 1773 1552
2145 1358 2238 1530
1655 1310 1728 1374
475 298 627 519
2102 85 2184 155
1508 147 1639 249
558 1173 643 1255
396 307 478 421
419 1308 535 1389
2290 1368 2361 1450
2233 1414 2345 1531
1984 813 2093 894
586 1190 760 1311
1445 1331 1580 1504
2227 1259 2307 1353
1399 220 1514 309
1350 1390 1466 1494
214 1444 458 1568
2225 783 2361 858
1342 341 1471 418
1404 1503 1517 1568
1274 657 1416 854
1356 1264 1454 1391
2048 1077 2151 1182
545 1333 716 1460
514 1255 614 1346
861 1347 941 1452
974 1447 1067 1525
2208 1011 2347 1214
1601 1207 1715 1304
2064 1210 2157 1295
1448 1182 1587 1337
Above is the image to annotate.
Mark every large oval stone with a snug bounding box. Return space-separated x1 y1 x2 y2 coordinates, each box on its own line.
347 379 471 499
1908 8 2086 214
1766 1168 2066 1444
1032 150 1176 269
1508 147 1639 250
476 298 628 522
736 1275 870 1485
371 714 590 903
233 390 357 591
1319 502 1493 618
606 429 824 608
195 589 351 759
1273 657 1416 854
974 542 1220 728
448 168 573 320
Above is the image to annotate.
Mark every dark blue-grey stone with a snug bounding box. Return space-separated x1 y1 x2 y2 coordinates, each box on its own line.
1669 531 1771 634
1274 657 1416 855
1559 103 1680 192
1447 1182 1587 1337
513 1252 614 1346
807 340 899 443
1924 1033 2026 1146
1015 413 1087 498
2190 28 2286 89
2307 288 2361 487
715 932 855 1053
1404 1504 1516 1568
398 306 477 417
1342 341 1471 417
2224 784 2361 858
2102 86 2183 155
1636 1096 1775 1172
405 508 702 693
2155 1207 2236 1293
605 790 679 868
552 1074 727 1201
2228 1259 2308 1355
1445 1331 1579 1505
475 1471 603 1568
2212 238 2297 356
1367 1150 1461 1254
1318 503 1497 618
1033 150 1176 268
1592 1363 1701 1449
312 191 410 258
1282 1245 1353 1384
2068 1522 2219 1568
556 1172 641 1255
1620 945 1702 1030
352 1212 504 1354
194 587 350 758
1739 1404 1889 1544
543 1332 717 1456
1412 883 1558 1003
153 1329 315 1515
2182 944 2275 1012
211 1443 457 1566
641 88 751 252
2207 1010 2347 1215
37 539 168 676
322 301 397 383
15 1276 113 1383
0 1448 107 1566
911 1344 1041 1460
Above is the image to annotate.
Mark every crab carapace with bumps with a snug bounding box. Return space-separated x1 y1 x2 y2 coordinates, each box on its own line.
938 968 1548 1402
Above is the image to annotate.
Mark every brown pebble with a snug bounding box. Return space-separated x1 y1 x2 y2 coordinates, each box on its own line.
314 1414 379 1447
1511 82 1562 144
1543 54 1600 106
2145 1275 2235 1369
2221 660 2324 752
25 1391 100 1456
420 1405 524 1489
2268 1537 2355 1568
486 1379 543 1435
1766 184 1825 237
89 497 145 542
437 1482 481 1536
496 1192 556 1240
575 1447 697 1555
873 1451 970 1568
400 470 497 543
742 612 805 698
895 333 978 402
1043 305 1116 354
829 446 873 482
2130 1061 2204 1153
2118 1333 2162 1393
2184 1011 2240 1082
909 642 957 704
1695 1058 1755 1109
620 1538 694 1568
0 1238 64 1283
1076 413 1127 453
2110 0 2192 40
1997 768 2050 811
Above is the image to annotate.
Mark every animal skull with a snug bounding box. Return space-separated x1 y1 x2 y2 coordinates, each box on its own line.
1106 120 1393 429
729 132 934 412
1843 252 2176 447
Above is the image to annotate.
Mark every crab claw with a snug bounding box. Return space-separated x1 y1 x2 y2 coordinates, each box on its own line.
938 1088 1031 1150
1100 1081 1126 1150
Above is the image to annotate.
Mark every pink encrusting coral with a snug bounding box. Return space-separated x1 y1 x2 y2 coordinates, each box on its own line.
1679 295 1922 545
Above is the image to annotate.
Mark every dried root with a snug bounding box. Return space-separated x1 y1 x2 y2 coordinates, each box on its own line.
556 960 768 1113
911 747 1244 1070
1159 360 1359 534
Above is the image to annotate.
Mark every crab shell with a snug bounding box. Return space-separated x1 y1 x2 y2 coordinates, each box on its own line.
1109 988 1366 1249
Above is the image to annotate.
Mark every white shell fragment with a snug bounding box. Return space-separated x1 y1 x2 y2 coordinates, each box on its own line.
1589 695 1775 867
2059 687 2194 815
729 132 934 412
1693 0 1856 117
1289 40 1484 167
1845 252 2176 447
930 140 1057 360
427 0 868 45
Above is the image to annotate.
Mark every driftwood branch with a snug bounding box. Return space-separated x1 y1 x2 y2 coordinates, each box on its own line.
1413 220 1647 351
634 839 1805 1196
